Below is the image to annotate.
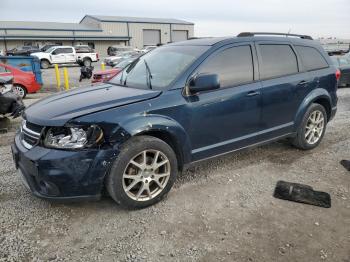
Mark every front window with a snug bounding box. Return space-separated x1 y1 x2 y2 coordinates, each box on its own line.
110 45 208 90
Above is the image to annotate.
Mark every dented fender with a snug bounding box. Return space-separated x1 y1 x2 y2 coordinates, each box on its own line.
110 114 192 165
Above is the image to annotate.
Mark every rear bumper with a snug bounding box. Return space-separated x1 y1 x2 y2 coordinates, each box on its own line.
11 133 117 201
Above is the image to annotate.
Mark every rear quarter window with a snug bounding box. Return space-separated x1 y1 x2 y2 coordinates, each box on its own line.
259 44 298 79
295 46 329 71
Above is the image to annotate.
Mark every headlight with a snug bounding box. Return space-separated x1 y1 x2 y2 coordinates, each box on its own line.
43 125 103 149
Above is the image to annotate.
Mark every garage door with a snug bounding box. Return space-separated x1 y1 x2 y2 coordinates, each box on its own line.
143 30 161 46
172 30 188 42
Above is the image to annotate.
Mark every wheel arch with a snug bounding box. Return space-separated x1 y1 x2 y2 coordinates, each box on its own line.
40 58 51 64
13 82 27 91
294 88 332 129
113 115 192 171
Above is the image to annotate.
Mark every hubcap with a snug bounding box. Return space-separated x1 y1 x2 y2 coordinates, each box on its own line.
122 150 171 201
305 110 325 145
14 85 25 98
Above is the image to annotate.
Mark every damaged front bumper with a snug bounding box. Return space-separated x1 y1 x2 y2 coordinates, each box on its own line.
11 133 118 201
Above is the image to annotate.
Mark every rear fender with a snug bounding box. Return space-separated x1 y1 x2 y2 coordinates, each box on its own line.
294 88 331 131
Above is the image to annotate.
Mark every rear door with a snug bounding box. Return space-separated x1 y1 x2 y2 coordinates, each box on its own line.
256 42 309 138
62 47 76 63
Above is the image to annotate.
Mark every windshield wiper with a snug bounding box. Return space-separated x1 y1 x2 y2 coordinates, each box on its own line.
144 59 153 89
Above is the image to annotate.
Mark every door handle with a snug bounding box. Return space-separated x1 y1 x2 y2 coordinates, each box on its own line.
297 80 309 86
246 90 261 97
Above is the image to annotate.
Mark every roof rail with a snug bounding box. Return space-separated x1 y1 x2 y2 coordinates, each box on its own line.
237 32 313 40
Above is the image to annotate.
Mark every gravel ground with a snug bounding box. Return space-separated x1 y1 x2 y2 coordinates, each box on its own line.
0 89 349 262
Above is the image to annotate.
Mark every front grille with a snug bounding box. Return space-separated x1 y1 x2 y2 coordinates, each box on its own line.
21 120 43 149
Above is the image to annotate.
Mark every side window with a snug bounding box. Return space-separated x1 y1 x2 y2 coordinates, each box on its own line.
295 46 328 71
197 45 254 88
53 48 63 55
259 44 298 79
63 48 73 54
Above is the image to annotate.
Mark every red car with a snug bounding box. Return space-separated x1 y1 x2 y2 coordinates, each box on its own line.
0 63 41 98
91 68 122 84
92 58 136 84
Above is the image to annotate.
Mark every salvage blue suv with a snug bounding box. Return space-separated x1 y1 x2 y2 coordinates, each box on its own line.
12 32 339 208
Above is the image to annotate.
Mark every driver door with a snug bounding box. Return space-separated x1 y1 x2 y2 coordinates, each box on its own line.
51 48 66 63
186 43 263 161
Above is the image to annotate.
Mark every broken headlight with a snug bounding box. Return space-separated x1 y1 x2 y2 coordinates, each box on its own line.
43 125 103 149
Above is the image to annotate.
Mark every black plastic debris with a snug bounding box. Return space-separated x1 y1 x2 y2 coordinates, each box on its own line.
273 181 331 208
340 160 350 171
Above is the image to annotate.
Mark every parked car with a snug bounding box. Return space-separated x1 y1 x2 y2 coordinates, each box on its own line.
104 51 140 66
31 46 99 69
141 46 157 53
92 58 136 83
107 45 138 56
0 63 41 98
330 56 350 87
6 46 40 56
12 32 339 208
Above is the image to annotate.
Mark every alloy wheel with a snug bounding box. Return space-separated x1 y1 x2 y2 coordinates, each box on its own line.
13 85 25 98
305 110 325 145
122 150 171 201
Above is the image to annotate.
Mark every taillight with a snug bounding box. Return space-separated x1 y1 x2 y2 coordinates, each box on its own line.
336 69 341 81
96 53 99 59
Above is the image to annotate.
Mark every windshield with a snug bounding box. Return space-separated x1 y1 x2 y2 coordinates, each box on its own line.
109 45 208 90
45 47 56 53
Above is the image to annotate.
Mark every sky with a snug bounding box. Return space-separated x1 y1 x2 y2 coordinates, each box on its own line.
1 0 350 39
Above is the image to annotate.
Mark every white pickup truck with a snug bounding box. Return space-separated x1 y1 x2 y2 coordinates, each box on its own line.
31 46 99 69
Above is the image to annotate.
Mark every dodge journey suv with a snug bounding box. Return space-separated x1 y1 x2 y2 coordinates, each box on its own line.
12 32 339 208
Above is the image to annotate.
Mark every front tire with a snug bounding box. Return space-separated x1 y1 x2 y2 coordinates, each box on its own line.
291 103 327 150
106 136 178 209
13 85 27 99
40 59 50 69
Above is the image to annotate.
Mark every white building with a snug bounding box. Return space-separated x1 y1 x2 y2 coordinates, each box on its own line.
0 15 194 56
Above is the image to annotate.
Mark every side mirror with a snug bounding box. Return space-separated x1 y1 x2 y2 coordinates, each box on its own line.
52 51 57 55
188 73 220 94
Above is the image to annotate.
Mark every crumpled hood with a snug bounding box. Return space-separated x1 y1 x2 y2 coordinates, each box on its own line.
25 84 161 126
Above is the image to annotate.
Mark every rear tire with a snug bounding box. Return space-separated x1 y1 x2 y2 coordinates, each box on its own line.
106 136 178 209
40 59 50 69
83 58 92 67
291 103 327 150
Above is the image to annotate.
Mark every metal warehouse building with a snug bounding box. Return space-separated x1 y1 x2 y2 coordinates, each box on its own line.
0 15 194 56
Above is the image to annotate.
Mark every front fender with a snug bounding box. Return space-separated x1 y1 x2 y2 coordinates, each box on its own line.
294 88 331 131
111 114 192 165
